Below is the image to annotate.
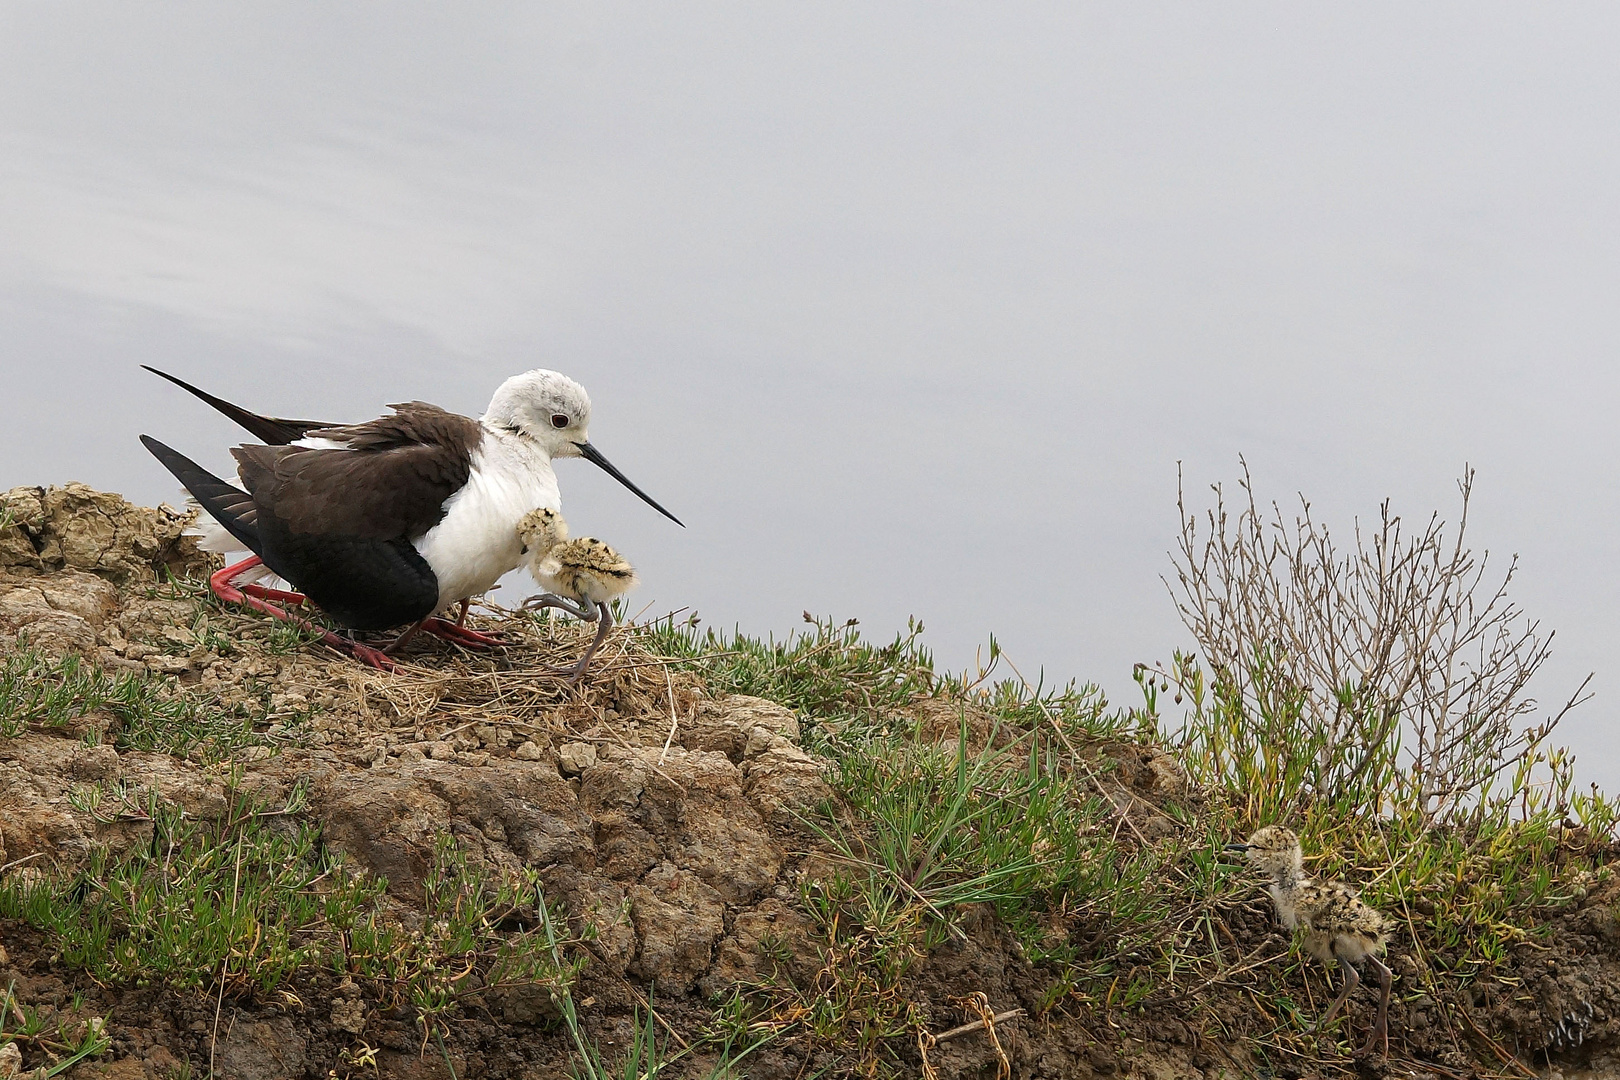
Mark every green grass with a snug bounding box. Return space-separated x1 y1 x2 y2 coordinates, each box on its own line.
0 783 582 1038
3 552 1614 1074
0 648 300 760
636 610 1619 1073
0 980 112 1079
642 613 1132 751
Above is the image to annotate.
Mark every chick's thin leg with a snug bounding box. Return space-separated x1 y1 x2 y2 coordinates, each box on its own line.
1357 955 1392 1057
524 595 613 682
522 594 596 620
562 602 615 685
1316 958 1359 1034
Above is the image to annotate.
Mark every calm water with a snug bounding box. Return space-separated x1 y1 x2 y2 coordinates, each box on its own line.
4 6 1620 787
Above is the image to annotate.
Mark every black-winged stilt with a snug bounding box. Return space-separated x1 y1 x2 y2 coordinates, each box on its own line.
139 367 679 670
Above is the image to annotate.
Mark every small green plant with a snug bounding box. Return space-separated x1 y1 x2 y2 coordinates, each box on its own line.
566 992 667 1080
340 835 586 1034
0 980 112 1078
822 722 1092 914
0 648 286 759
642 612 936 739
0 785 584 1037
1163 461 1588 824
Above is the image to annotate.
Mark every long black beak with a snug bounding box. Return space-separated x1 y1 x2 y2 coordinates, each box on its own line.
575 441 685 527
1222 843 1251 852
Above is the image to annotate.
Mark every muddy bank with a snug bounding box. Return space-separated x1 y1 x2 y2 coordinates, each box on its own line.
3 485 1620 1080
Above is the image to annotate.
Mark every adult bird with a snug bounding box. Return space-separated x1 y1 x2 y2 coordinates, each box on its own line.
139 366 681 669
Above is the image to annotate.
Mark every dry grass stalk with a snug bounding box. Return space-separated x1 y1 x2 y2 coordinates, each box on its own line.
1171 460 1588 821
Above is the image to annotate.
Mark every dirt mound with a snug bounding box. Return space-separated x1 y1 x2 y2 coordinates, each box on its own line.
4 488 1620 1080
2 484 209 585
0 484 210 657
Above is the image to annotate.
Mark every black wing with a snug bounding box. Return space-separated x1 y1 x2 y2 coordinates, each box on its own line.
232 403 483 542
139 436 262 553
141 433 444 631
142 366 333 445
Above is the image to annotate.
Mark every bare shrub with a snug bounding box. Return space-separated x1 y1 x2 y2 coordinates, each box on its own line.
1163 460 1588 823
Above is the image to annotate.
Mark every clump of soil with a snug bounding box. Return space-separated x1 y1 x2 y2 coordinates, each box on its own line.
2 486 1620 1080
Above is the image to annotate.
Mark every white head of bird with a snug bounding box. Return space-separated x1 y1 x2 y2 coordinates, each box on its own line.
482 370 593 458
1230 825 1305 883
485 371 684 527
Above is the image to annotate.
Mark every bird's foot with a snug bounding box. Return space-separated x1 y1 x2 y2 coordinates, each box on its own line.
336 637 397 671
541 659 592 684
421 617 506 649
1354 1023 1389 1058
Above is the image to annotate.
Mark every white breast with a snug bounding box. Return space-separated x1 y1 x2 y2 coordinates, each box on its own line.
415 430 560 611
1269 881 1301 930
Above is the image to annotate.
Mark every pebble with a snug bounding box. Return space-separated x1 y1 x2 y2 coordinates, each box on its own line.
330 998 366 1035
558 742 597 776
513 741 546 761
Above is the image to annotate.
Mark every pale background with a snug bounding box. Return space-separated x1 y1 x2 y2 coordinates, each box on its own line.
2 6 1617 785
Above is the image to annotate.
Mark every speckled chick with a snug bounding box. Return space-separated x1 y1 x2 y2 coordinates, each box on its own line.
516 507 637 683
518 507 638 608
1228 826 1394 1056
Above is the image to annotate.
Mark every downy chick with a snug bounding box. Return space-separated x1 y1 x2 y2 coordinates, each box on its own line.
1227 826 1394 1056
517 508 637 683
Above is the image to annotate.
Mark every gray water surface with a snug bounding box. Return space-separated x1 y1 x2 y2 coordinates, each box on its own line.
3 6 1619 787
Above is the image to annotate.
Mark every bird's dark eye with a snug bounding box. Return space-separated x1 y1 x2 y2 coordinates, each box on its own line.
550 414 570 429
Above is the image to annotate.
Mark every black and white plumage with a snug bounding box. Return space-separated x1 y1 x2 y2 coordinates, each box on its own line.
139 366 679 668
1226 826 1394 1056
518 507 638 683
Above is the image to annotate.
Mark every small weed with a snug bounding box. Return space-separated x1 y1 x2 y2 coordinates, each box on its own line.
0 649 142 737
642 613 936 744
0 647 296 760
0 980 112 1078
822 725 1092 915
0 784 584 1038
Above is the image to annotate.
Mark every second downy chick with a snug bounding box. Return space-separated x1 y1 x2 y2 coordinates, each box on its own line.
517 508 638 682
1226 825 1394 1056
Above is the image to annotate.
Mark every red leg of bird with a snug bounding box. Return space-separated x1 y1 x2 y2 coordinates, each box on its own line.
242 582 309 605
208 556 395 671
385 619 428 655
419 602 506 648
211 555 310 606
209 556 264 605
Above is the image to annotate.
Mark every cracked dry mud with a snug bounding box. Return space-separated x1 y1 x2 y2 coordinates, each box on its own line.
5 485 1620 1080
